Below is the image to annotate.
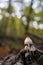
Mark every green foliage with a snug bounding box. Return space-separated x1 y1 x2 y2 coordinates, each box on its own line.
36 12 43 23
5 16 25 37
29 27 43 37
29 27 43 44
0 0 43 46
7 5 14 14
23 6 30 16
6 17 15 36
23 5 35 17
10 42 24 49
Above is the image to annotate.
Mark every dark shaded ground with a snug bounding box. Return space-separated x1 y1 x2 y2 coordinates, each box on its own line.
0 40 43 65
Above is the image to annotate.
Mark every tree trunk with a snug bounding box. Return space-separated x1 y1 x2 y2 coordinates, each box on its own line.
25 0 33 36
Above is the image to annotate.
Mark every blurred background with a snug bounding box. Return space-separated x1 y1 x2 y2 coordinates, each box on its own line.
0 0 43 57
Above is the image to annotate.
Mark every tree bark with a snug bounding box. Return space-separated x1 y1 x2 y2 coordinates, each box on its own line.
25 0 34 35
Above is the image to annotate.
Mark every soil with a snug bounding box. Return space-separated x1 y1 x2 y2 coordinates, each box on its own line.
0 47 8 57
